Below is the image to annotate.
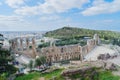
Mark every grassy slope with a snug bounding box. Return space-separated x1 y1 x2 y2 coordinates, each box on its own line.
99 71 120 80
45 27 120 39
15 69 120 80
15 69 64 80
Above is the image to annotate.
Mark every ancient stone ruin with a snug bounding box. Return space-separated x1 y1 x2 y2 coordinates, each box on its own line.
10 37 37 58
10 34 100 62
41 34 100 63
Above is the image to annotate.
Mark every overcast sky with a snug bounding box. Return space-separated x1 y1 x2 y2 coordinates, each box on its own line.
0 0 120 31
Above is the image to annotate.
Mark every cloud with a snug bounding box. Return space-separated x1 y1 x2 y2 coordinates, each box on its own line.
81 0 120 16
40 15 60 21
0 15 36 31
0 2 2 6
5 0 25 8
0 15 24 29
15 6 39 15
0 15 23 21
15 0 89 15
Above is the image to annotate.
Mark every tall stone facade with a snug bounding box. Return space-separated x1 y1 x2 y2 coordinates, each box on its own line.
40 34 100 63
41 44 82 62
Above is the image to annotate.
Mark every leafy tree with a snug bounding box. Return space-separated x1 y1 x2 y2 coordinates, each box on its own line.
0 48 17 77
34 56 46 68
0 75 6 80
112 38 120 46
38 42 50 48
35 58 42 67
28 60 33 71
40 56 46 65
29 46 32 49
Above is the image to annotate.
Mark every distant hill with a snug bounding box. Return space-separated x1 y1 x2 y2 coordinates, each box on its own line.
45 27 120 40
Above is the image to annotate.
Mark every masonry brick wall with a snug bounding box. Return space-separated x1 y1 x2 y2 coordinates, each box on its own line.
41 34 100 62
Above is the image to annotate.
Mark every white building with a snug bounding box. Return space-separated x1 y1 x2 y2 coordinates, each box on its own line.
0 34 10 50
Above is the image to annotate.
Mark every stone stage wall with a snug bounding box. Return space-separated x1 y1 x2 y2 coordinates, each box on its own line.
41 34 100 62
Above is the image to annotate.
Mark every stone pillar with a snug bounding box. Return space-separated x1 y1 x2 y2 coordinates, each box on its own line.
10 38 18 52
93 34 100 45
80 46 84 62
14 38 18 51
26 38 29 50
11 40 15 50
50 41 53 47
32 37 37 58
20 38 23 51
87 40 91 52
53 41 56 47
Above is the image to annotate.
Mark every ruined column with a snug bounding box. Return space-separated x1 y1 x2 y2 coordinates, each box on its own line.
26 38 30 50
50 41 53 47
32 37 37 58
20 38 23 51
80 46 83 62
53 41 56 47
11 40 15 50
87 40 90 52
93 34 100 45
14 38 18 51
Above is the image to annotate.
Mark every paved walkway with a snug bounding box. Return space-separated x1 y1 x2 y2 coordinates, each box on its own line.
107 56 120 66
85 45 115 61
15 54 33 64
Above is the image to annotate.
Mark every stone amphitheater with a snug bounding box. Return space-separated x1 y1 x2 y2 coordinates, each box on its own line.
11 34 100 63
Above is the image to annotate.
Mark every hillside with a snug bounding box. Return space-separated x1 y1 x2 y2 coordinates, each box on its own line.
45 27 120 40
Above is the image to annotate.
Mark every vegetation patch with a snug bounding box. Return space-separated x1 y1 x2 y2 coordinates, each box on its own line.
98 71 120 80
62 67 120 80
0 49 17 80
15 67 120 80
15 69 64 80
